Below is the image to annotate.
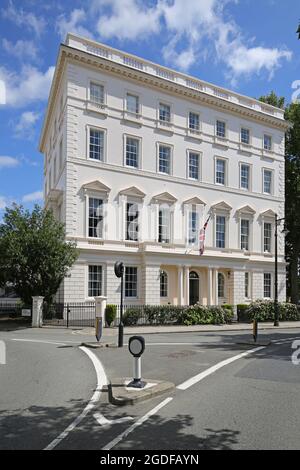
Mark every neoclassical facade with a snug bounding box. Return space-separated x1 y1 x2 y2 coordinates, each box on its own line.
39 34 287 306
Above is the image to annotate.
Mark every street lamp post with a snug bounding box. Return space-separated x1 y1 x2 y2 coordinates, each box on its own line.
274 214 286 327
114 261 125 347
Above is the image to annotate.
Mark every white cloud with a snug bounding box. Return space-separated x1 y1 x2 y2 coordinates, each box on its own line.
0 66 55 108
94 0 162 40
0 156 19 169
2 39 39 61
1 0 46 36
22 191 44 203
56 8 93 41
80 0 291 81
14 111 40 140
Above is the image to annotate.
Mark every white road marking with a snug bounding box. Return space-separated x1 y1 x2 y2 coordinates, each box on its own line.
177 346 266 390
11 338 67 346
94 412 134 427
44 346 108 451
102 397 173 451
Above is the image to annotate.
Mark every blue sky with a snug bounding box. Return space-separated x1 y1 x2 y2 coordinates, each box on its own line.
0 0 299 217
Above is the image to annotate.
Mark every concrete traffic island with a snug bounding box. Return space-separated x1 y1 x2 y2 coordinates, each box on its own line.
107 378 175 406
81 342 118 348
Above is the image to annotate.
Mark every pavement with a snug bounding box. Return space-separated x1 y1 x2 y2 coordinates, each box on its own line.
0 323 300 450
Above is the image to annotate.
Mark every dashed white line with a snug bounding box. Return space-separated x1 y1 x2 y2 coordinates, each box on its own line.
44 346 108 451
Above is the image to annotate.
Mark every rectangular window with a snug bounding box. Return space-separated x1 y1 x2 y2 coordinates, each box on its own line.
216 120 226 138
125 267 138 298
88 265 102 297
241 128 250 145
264 273 272 298
188 208 198 245
245 272 250 298
240 219 250 251
189 112 200 131
90 82 104 105
160 272 168 298
264 134 272 151
126 202 139 241
89 129 104 161
263 169 272 194
216 215 226 248
126 137 139 168
159 207 170 243
216 159 226 185
264 222 272 253
188 152 199 180
126 93 139 115
240 164 250 190
159 103 171 122
159 145 171 174
88 198 103 238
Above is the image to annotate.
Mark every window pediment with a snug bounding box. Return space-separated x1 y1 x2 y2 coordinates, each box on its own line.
82 180 110 193
236 205 256 216
152 191 177 204
119 186 145 198
260 209 276 218
211 201 232 212
183 197 206 206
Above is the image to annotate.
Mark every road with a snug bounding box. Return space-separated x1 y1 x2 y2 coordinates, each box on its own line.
0 324 300 450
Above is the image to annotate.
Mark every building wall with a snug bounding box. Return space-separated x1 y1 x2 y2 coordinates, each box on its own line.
41 36 287 306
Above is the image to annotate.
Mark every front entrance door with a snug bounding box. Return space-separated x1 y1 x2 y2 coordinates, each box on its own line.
189 271 199 305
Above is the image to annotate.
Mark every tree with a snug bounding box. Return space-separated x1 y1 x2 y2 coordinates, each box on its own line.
0 205 78 305
258 92 300 303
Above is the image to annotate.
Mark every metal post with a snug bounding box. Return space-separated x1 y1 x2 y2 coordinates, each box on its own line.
67 304 70 328
274 214 279 327
118 273 124 348
253 319 258 343
134 356 142 381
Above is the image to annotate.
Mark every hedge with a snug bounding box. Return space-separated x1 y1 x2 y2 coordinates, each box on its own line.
105 304 117 327
123 303 235 326
238 300 300 322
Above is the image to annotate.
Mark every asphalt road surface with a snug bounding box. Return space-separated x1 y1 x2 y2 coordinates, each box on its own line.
0 324 300 450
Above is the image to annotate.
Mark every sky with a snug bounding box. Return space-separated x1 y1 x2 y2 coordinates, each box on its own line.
0 0 299 219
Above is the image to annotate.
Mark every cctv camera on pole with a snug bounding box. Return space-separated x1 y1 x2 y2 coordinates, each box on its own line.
114 261 124 347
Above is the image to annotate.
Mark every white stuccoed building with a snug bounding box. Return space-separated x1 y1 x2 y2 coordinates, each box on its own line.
39 33 288 307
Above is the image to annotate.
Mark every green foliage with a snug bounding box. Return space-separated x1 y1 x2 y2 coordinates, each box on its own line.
246 300 300 322
105 304 117 327
0 204 78 304
258 91 285 109
221 304 234 323
144 305 182 325
177 304 227 326
123 307 141 326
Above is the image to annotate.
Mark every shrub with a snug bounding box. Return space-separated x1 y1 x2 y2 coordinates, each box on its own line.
177 304 226 325
247 300 274 321
221 304 234 323
144 305 180 325
123 307 141 326
105 304 117 327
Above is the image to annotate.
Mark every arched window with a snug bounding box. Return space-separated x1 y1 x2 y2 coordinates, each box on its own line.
160 271 168 298
218 273 225 298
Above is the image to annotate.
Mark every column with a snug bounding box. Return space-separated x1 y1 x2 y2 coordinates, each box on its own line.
177 266 184 306
184 266 190 306
214 269 219 305
207 268 212 306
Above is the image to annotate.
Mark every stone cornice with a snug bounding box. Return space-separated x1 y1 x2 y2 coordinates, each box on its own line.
39 43 289 152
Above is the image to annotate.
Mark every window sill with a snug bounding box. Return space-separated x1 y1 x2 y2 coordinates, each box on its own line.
239 143 252 154
187 129 202 140
156 121 174 133
214 136 229 148
86 101 107 116
122 111 142 125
